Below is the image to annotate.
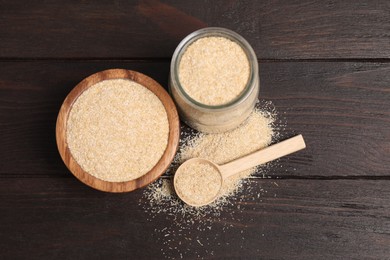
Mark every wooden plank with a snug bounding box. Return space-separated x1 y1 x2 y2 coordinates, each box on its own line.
0 61 169 177
261 62 390 177
0 178 389 259
0 0 389 59
0 61 389 177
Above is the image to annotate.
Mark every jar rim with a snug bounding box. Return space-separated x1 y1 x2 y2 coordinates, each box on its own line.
170 27 259 111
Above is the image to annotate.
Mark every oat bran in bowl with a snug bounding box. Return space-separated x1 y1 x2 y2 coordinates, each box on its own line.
56 69 180 192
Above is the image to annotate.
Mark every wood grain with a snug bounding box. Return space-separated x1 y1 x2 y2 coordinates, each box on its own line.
0 61 388 178
0 0 389 59
1 1 389 259
56 69 180 192
0 178 388 259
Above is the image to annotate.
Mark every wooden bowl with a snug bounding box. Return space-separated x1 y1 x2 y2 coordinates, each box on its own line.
56 69 180 192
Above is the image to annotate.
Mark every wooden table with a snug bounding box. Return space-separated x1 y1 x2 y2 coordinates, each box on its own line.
1 1 389 259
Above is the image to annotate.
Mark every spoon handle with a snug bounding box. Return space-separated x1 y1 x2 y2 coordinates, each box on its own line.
220 135 306 179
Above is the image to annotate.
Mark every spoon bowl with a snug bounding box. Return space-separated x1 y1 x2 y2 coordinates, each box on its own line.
174 158 223 207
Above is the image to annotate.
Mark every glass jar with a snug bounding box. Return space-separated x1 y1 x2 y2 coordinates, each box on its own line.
169 27 259 133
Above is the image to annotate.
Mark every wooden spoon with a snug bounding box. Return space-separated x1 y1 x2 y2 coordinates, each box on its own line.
174 134 306 207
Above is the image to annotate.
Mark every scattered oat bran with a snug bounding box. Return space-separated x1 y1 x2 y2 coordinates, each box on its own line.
179 107 275 200
141 102 279 259
67 79 169 182
174 161 222 206
179 36 250 106
143 103 276 214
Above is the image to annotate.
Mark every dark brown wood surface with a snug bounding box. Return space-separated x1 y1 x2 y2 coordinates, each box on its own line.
1 0 389 59
0 1 389 259
1 61 389 178
1 178 389 259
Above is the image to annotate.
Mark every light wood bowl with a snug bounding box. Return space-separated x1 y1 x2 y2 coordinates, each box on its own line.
56 69 180 192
